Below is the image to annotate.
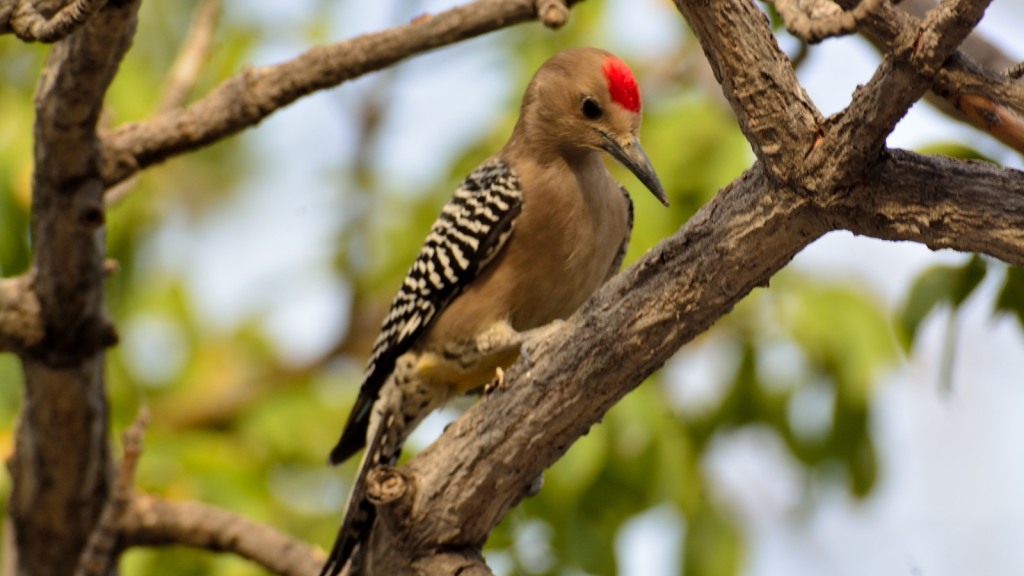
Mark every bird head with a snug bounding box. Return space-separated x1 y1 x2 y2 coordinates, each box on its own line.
519 47 669 207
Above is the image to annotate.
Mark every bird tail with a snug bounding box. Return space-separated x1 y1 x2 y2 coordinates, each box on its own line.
321 356 449 576
320 408 392 576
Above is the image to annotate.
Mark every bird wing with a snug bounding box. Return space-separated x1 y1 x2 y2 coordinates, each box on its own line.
605 184 634 281
329 158 523 465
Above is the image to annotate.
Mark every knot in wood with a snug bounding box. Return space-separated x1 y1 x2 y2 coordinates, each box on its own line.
536 0 568 29
366 465 408 505
79 205 105 228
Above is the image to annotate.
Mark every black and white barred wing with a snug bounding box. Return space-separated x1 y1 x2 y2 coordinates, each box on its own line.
328 158 522 464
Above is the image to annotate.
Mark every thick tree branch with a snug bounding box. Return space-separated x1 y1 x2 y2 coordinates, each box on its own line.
120 493 324 576
28 0 136 364
672 0 822 184
806 0 993 191
98 0 584 189
2 0 107 43
9 1 140 575
832 149 1024 264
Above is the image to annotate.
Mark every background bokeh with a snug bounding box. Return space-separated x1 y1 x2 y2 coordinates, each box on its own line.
1 0 1023 575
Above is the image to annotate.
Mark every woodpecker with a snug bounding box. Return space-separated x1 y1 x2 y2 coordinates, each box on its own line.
321 47 667 576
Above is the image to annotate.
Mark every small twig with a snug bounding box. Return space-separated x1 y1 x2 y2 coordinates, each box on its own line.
100 0 585 190
536 0 568 29
7 0 108 43
773 0 883 43
73 406 150 576
104 0 221 207
1006 61 1024 80
157 0 221 112
790 38 810 68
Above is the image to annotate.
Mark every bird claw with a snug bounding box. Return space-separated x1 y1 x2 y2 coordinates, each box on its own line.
484 367 505 394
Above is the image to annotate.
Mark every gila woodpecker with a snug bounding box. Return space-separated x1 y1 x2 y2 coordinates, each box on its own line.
321 47 667 576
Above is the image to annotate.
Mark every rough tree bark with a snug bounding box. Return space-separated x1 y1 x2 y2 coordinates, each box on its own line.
0 0 1021 575
6 2 139 575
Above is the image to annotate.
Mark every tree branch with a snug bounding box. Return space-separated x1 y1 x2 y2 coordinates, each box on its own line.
832 149 1024 265
899 0 1014 71
9 1 141 575
3 0 108 43
535 0 569 28
672 0 823 183
774 0 882 44
805 0 993 191
897 0 1021 132
838 0 1024 154
120 493 324 576
98 0 585 189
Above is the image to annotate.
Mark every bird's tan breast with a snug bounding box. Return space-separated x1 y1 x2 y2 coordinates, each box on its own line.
421 156 629 361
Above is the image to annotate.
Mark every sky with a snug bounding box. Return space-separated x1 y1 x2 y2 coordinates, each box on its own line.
122 0 1024 574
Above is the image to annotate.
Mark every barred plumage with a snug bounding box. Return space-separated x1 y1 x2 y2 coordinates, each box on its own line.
328 158 522 465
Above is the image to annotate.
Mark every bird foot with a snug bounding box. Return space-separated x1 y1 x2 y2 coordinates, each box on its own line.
484 367 505 394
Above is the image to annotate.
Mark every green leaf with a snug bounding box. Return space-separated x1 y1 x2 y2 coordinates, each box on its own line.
996 266 1024 328
897 255 987 351
951 255 987 306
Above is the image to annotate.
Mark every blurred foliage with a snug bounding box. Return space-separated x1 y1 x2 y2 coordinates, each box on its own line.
0 1 1019 576
896 254 986 352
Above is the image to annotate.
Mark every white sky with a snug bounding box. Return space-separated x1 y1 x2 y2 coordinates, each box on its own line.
124 0 1024 574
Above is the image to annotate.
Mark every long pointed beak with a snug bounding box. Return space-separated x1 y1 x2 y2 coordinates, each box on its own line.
600 134 669 207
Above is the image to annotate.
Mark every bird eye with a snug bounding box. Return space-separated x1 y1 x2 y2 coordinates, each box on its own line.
581 97 602 120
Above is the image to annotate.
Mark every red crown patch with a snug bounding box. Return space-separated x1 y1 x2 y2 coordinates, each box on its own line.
601 56 640 113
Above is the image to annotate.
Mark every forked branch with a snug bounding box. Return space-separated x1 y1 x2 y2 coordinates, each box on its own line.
837 0 1024 154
